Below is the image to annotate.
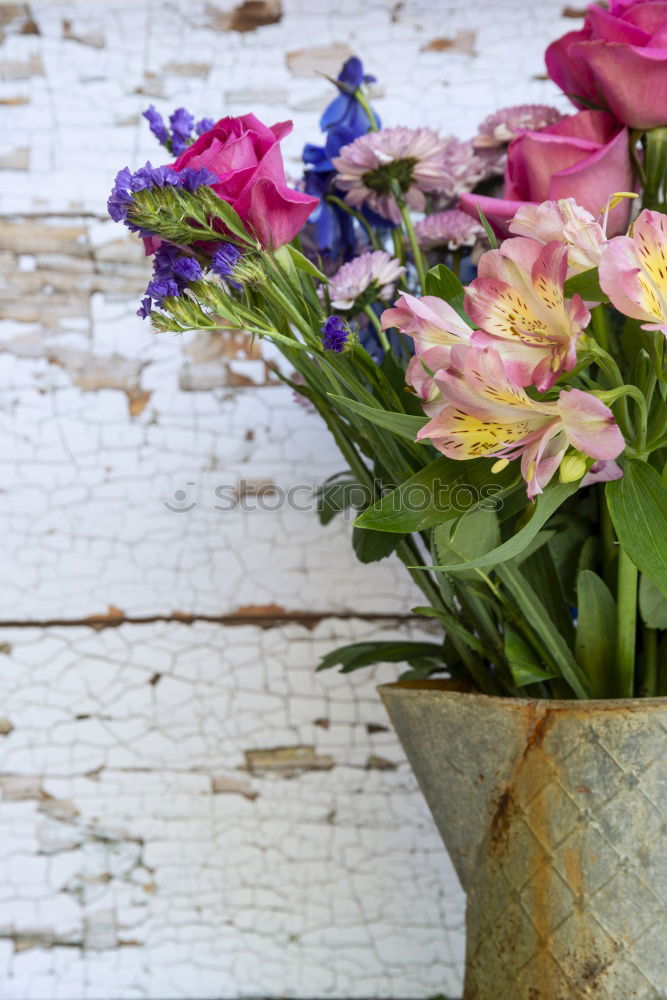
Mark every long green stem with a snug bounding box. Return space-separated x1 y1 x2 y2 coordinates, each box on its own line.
325 195 380 249
642 626 658 697
616 546 638 697
363 304 391 353
353 88 379 131
397 198 427 290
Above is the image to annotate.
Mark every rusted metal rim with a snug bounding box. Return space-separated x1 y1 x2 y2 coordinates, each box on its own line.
377 678 667 710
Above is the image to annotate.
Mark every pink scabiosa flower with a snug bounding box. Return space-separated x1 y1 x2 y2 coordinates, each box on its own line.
599 209 667 337
473 105 563 176
436 138 489 201
381 292 472 353
415 209 485 251
332 127 456 224
509 198 606 276
475 105 563 149
464 237 590 391
416 346 625 498
327 250 404 310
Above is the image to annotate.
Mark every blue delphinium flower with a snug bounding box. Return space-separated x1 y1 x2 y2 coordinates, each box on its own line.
302 56 387 261
321 316 349 353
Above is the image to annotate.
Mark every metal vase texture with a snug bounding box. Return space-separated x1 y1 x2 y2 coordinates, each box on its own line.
379 680 667 1000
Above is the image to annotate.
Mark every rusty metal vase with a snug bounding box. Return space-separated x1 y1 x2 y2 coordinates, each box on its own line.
379 680 667 1000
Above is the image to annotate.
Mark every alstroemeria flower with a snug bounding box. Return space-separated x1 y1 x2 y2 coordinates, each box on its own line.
416 346 625 498
599 209 667 336
464 237 590 392
405 346 451 416
509 199 606 276
380 293 473 353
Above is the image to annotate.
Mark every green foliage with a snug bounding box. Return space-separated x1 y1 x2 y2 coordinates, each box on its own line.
563 267 608 303
607 460 667 597
355 457 518 533
316 641 445 674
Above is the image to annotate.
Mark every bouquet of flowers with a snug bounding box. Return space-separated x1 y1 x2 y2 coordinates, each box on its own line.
109 1 667 702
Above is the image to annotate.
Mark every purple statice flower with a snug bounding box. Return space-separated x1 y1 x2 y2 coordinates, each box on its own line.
137 296 153 320
170 107 195 156
107 161 217 232
138 244 203 319
171 256 203 281
211 243 242 278
177 165 218 191
143 105 170 147
195 117 215 136
321 315 349 353
130 161 180 192
107 167 135 222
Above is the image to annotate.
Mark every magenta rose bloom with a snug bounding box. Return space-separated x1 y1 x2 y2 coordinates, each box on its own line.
172 113 318 249
460 110 634 238
546 1 667 130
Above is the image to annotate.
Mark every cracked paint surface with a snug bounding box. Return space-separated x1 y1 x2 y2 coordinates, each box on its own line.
0 0 578 995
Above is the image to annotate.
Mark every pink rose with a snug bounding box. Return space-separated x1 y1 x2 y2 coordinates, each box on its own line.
172 113 318 249
546 1 667 130
460 111 634 237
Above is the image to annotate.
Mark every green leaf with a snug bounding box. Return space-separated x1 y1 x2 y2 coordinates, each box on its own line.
575 570 617 698
423 264 470 321
285 243 327 282
352 526 401 563
316 641 443 673
316 474 366 525
355 456 518 533
563 267 608 303
639 573 667 628
504 627 556 687
426 483 578 573
432 510 500 580
195 187 256 245
495 562 592 699
477 206 498 249
328 393 427 443
607 459 667 597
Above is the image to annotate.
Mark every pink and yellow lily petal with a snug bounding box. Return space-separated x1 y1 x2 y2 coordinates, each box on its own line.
599 209 667 336
380 292 473 354
406 346 451 417
464 237 590 392
416 346 625 499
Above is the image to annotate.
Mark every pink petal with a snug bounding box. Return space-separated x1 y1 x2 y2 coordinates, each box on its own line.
546 126 634 235
599 235 657 321
458 193 529 239
238 177 319 249
576 39 667 130
557 388 625 459
581 459 623 487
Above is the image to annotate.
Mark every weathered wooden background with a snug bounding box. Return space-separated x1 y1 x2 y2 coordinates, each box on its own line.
0 1 576 996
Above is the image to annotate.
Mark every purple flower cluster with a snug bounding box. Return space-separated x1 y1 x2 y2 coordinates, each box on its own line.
107 161 218 230
138 244 203 319
211 243 242 278
321 316 349 353
143 105 217 154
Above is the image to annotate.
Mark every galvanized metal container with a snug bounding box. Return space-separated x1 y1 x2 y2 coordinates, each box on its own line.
379 680 667 1000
